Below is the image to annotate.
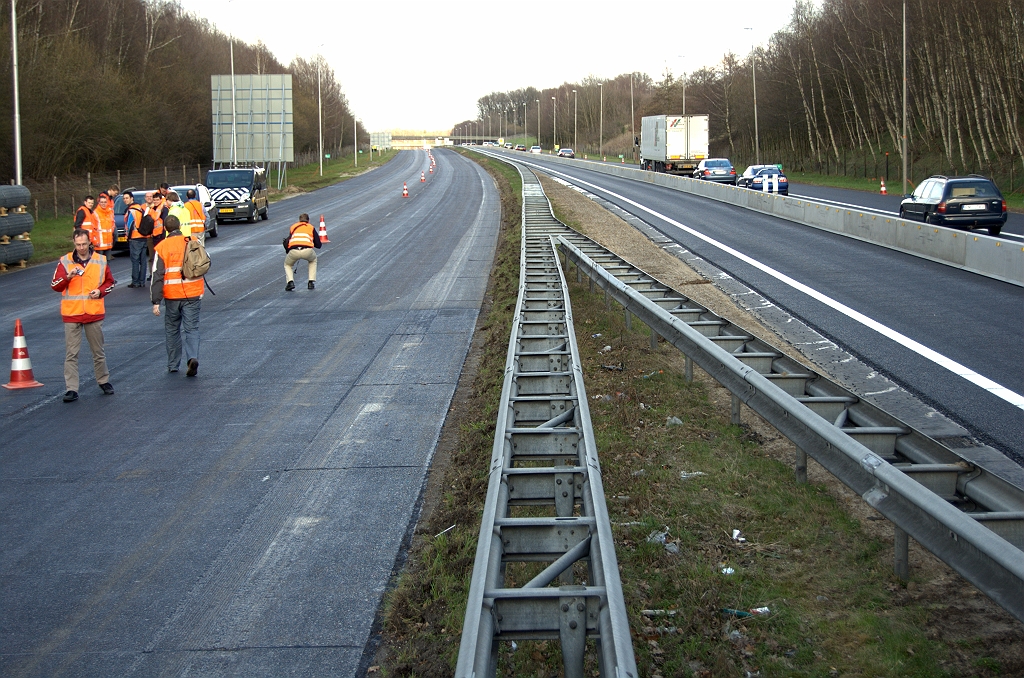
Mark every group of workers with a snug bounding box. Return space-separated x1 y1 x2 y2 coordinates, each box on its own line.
52 188 323 403
54 184 210 402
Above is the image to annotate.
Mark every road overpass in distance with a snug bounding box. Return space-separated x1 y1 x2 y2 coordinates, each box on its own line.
382 129 456 149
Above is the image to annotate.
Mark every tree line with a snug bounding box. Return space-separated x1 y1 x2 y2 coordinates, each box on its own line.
0 0 367 182
463 0 1023 190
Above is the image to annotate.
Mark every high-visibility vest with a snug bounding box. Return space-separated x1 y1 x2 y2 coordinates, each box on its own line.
59 252 106 318
93 204 115 250
76 205 97 233
146 205 164 238
287 222 315 249
127 204 147 239
155 234 204 299
167 203 192 237
184 200 206 237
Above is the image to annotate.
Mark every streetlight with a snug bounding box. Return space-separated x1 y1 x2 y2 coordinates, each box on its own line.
554 95 559 147
902 0 908 195
573 89 577 152
745 27 760 164
599 83 603 158
11 0 22 185
316 50 323 177
536 99 540 148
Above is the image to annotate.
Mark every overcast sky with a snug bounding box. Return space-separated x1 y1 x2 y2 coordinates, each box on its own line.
177 0 807 132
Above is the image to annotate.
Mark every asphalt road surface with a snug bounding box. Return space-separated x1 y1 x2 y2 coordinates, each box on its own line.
492 152 1023 459
0 149 499 676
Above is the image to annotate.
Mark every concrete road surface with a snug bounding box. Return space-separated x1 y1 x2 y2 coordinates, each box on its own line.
0 149 498 676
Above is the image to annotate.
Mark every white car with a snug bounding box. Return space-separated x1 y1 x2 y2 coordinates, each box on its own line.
530 146 542 154
171 184 218 238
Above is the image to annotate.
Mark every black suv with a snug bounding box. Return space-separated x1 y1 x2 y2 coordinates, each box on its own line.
899 175 1007 237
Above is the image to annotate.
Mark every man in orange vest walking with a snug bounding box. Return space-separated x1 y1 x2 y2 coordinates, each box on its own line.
151 215 204 377
74 196 97 238
283 213 321 291
51 228 116 402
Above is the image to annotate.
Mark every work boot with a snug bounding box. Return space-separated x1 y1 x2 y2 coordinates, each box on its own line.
186 359 199 377
285 281 295 291
308 280 315 290
100 382 114 395
63 390 78 402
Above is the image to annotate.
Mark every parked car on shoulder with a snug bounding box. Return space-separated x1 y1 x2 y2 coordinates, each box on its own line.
693 158 737 184
514 144 526 151
556 148 575 158
736 165 788 195
899 175 1007 236
530 146 542 154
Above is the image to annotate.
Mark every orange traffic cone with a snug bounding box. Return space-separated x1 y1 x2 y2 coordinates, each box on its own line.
403 183 409 198
880 179 887 195
318 215 330 243
429 166 433 174
421 171 425 182
3 319 43 389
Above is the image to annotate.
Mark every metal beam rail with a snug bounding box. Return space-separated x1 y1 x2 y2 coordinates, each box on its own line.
456 168 638 677
550 232 1023 622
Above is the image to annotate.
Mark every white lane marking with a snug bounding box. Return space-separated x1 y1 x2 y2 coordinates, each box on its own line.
790 192 900 216
508 155 1024 410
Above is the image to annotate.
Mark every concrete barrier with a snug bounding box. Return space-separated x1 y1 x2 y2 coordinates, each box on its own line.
494 151 1023 286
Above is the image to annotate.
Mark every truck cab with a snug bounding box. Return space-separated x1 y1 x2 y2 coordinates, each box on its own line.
206 167 269 224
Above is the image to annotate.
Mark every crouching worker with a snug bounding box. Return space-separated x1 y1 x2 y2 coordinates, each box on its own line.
151 215 204 377
283 213 321 291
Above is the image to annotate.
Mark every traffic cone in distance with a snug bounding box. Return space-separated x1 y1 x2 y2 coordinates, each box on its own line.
318 215 330 243
880 179 887 195
403 183 409 198
429 166 433 174
421 171 425 182
3 319 43 389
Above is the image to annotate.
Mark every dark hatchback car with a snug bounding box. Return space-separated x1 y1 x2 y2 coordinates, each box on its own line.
737 165 789 195
693 158 737 184
899 175 1007 237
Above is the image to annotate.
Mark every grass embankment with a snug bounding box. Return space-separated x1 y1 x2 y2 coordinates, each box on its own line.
376 151 1015 677
8 151 399 271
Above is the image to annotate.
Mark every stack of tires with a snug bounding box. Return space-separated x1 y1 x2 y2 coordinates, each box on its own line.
0 185 34 270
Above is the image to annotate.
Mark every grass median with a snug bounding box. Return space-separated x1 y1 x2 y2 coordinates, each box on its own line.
374 150 1021 677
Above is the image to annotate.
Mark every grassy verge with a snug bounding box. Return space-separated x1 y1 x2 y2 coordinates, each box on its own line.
375 151 1017 677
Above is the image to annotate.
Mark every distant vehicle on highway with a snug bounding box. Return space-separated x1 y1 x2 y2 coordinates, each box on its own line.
899 175 1007 237
693 158 737 184
737 165 788 195
514 144 526 151
556 148 575 158
207 167 269 224
504 143 514 149
530 146 542 154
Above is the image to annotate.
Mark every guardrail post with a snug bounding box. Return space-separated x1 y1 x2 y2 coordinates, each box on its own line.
795 446 807 483
894 526 910 582
650 329 658 349
624 309 632 331
576 266 581 283
559 591 587 678
604 288 611 310
588 275 594 292
684 355 693 383
731 395 741 426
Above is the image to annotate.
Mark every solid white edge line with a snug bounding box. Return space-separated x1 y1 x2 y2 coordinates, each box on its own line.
789 192 900 216
501 153 1024 410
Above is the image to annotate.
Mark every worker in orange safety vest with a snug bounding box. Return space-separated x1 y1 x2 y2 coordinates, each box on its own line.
151 214 204 377
92 192 115 255
283 212 321 291
51 228 116 402
183 189 207 242
73 196 98 238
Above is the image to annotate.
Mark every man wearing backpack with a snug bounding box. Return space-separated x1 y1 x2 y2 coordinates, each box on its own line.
124 191 150 288
151 214 205 377
283 213 321 291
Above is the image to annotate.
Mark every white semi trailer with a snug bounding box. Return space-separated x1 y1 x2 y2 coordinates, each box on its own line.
640 114 709 174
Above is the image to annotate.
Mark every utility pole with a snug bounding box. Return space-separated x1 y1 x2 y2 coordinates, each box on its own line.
11 0 22 185
317 55 323 177
902 0 908 196
599 83 603 158
536 100 540 148
573 89 577 152
230 40 237 166
552 96 556 148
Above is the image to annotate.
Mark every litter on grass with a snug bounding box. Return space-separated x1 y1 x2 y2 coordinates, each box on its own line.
721 567 736 575
666 416 684 426
732 529 747 543
646 526 679 555
601 363 623 371
680 470 705 480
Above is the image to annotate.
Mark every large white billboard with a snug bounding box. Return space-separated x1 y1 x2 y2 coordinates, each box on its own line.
211 74 294 164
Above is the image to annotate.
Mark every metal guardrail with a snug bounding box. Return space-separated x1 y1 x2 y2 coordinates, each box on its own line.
553 235 1024 622
456 168 638 677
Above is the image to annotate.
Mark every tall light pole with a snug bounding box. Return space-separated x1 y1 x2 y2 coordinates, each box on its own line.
536 99 540 148
229 39 237 166
599 83 603 158
902 0 908 195
552 96 557 148
11 0 22 185
317 53 323 177
573 89 577 152
745 28 760 164
353 115 357 167
676 55 687 115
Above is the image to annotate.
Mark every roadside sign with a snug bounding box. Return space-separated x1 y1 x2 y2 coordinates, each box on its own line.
325 154 331 159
